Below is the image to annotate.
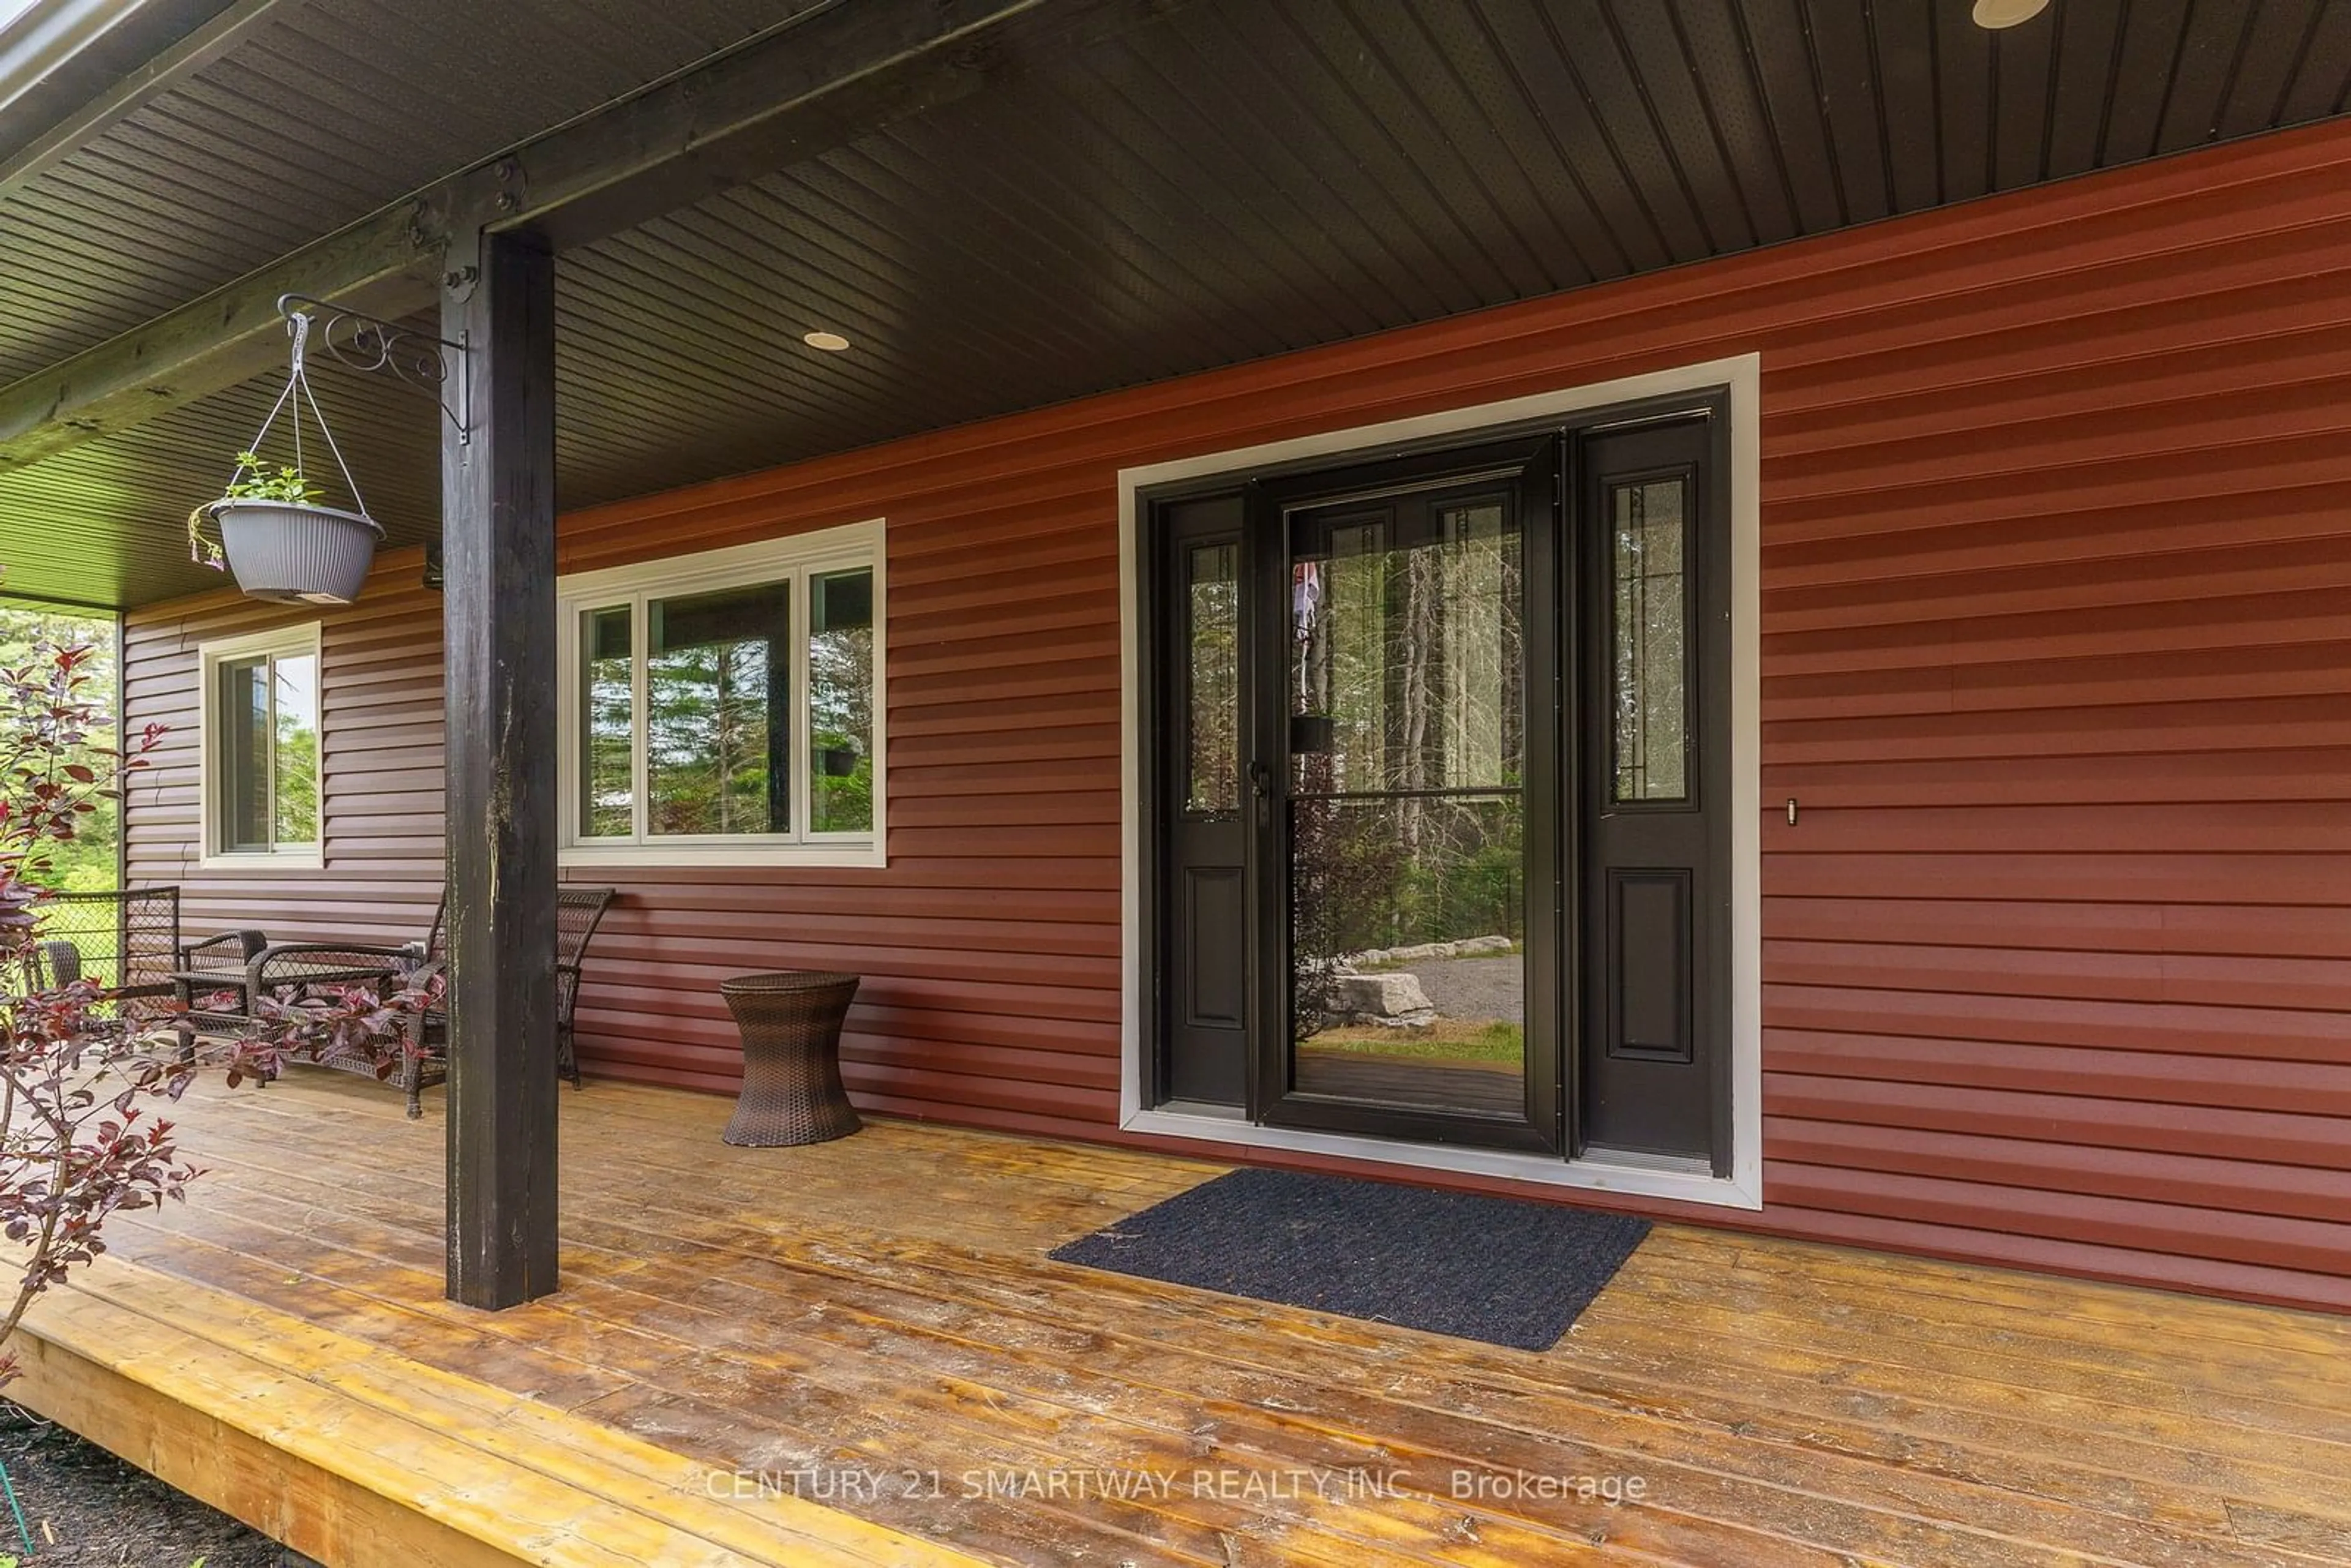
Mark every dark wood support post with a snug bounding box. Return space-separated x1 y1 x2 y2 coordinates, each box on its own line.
440 229 560 1308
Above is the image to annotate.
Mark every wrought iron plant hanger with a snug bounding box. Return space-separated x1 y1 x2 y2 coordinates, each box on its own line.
274 292 473 443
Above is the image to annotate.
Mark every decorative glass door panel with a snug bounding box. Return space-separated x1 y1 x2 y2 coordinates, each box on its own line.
1610 477 1689 803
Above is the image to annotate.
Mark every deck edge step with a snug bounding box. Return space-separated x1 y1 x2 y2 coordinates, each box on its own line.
11 1255 986 1568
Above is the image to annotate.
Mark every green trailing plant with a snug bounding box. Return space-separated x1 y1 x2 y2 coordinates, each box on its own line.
189 451 326 571
222 451 322 505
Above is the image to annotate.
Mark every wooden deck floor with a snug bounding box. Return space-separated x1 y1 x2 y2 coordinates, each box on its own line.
18 1071 2351 1567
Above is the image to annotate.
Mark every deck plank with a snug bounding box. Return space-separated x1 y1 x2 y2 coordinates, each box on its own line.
191 1095 2351 1485
111 1201 1720 1566
20 1261 978 1567
39 1070 2350 1567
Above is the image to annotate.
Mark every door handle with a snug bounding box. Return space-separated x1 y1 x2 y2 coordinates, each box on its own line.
1247 758 1271 826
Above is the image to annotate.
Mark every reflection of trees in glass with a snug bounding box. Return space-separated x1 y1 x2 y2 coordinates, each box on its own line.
216 648 317 852
1286 498 1525 1045
218 658 271 850
648 585 786 836
1439 507 1519 790
649 643 774 833
1292 520 1389 793
580 607 634 836
1613 479 1686 801
272 655 319 846
582 571 880 842
809 569 874 834
1294 509 1520 797
1185 545 1239 814
1289 757 1398 1038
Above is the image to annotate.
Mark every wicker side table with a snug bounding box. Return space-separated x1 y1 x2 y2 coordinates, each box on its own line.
719 971 864 1146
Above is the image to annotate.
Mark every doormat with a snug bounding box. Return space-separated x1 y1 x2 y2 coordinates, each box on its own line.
1049 1166 1649 1351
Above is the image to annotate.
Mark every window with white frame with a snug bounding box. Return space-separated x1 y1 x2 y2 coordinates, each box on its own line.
558 520 884 866
199 625 323 864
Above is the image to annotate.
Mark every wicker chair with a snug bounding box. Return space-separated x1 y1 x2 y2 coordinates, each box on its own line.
29 939 83 988
554 887 618 1084
172 928 272 1024
400 886 618 1093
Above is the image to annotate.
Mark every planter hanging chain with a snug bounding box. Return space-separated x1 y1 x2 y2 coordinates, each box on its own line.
189 311 371 571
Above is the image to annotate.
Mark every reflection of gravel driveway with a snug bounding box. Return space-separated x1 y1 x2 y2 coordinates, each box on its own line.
1407 956 1524 1025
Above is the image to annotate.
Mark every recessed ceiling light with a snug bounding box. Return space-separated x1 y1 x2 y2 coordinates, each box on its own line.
803 330 851 352
1972 0 2050 27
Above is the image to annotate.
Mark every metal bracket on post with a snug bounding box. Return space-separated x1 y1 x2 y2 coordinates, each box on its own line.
437 157 522 307
441 222 482 307
276 292 474 445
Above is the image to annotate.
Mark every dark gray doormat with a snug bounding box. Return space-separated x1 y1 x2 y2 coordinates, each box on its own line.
1050 1166 1650 1351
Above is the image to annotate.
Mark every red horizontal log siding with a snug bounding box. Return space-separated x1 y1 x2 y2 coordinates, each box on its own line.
124 576 448 950
124 119 2351 1311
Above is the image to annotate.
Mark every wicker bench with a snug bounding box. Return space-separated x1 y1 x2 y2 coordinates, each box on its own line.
171 888 618 1117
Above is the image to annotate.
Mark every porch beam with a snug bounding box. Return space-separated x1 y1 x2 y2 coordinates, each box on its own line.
440 228 560 1309
0 0 1191 472
0 204 438 471
475 0 1185 252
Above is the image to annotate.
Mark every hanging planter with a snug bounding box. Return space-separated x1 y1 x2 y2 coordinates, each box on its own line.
188 313 385 605
190 463 384 606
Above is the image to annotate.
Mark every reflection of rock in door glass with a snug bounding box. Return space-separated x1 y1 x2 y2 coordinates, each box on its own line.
1290 795 1526 1116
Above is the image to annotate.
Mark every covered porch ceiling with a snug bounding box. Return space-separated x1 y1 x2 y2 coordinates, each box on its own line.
1 0 2346 610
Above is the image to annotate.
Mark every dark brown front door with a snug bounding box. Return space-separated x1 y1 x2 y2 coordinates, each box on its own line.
1256 441 1564 1153
1146 400 1730 1170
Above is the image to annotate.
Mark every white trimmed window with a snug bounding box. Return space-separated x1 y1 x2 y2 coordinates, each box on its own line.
198 624 323 868
558 520 885 868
